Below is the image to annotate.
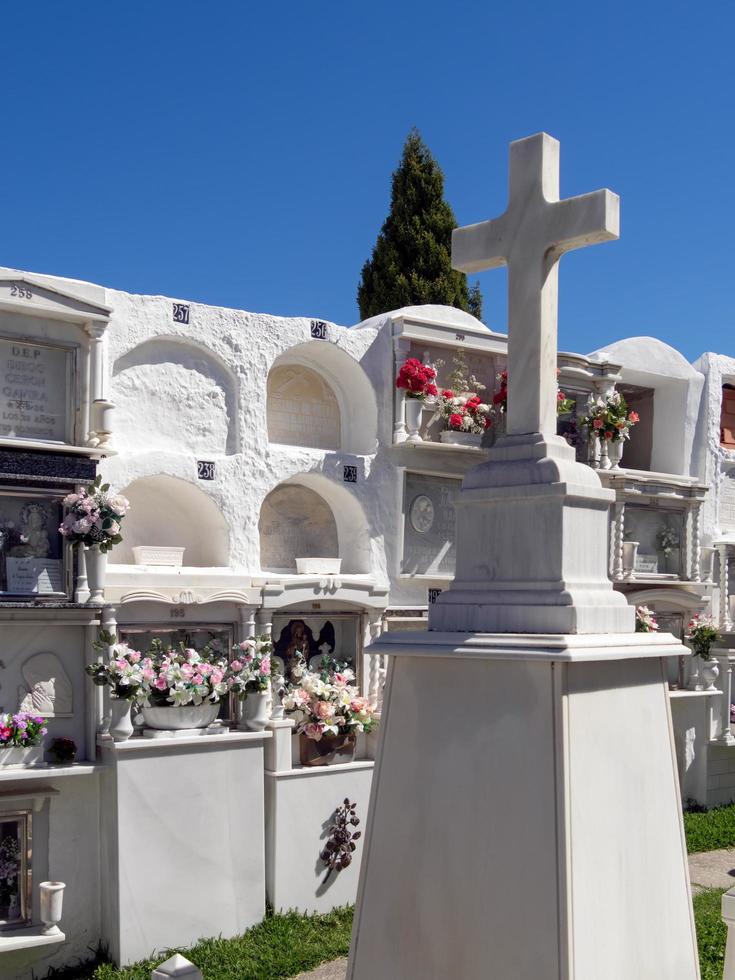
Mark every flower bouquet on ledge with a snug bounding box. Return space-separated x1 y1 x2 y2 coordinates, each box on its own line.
0 712 47 768
436 390 492 446
283 662 377 767
230 635 272 732
580 391 640 469
396 357 438 442
635 606 659 633
685 613 721 691
59 475 130 605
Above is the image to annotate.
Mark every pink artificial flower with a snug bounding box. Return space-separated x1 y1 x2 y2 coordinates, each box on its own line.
593 418 603 430
350 697 370 714
129 650 142 663
211 669 223 686
315 700 335 720
259 656 271 676
154 677 168 690
230 659 243 672
333 673 349 686
304 722 324 741
192 674 204 685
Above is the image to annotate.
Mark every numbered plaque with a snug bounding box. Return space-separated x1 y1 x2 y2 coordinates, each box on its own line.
197 460 216 480
173 303 190 324
310 320 328 340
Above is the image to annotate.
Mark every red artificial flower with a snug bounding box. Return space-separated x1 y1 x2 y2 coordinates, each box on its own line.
449 412 464 430
442 389 454 399
483 417 492 429
557 390 566 400
466 396 481 408
629 411 640 423
0 726 12 742
604 430 613 440
492 391 506 406
425 384 438 397
592 418 603 429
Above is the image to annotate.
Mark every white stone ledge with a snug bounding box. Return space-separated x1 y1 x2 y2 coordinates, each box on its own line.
0 927 65 954
370 630 689 663
669 690 720 699
97 731 271 753
0 763 99 784
265 760 375 779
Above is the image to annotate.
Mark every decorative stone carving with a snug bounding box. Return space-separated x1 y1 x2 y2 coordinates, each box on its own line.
17 652 73 717
401 474 460 576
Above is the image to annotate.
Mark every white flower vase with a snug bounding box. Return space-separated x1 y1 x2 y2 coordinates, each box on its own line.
85 544 107 605
39 881 65 936
598 438 612 470
622 541 639 579
700 657 720 692
404 398 424 443
608 438 624 469
242 691 269 732
587 431 601 469
109 699 134 742
700 546 716 583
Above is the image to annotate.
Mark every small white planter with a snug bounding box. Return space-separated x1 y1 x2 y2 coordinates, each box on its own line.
109 699 134 742
440 430 483 447
0 744 45 768
132 546 186 567
39 881 65 936
85 544 107 606
295 557 342 575
622 541 639 579
240 691 269 732
142 704 219 731
608 438 625 469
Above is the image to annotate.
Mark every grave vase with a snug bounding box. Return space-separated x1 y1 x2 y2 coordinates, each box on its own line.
109 699 134 742
404 397 424 443
299 731 356 767
608 438 625 469
700 657 720 692
622 540 639 579
700 546 716 583
85 544 107 605
598 437 612 470
241 691 270 732
39 881 65 936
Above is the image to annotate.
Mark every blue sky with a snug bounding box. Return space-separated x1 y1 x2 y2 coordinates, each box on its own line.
2 2 732 360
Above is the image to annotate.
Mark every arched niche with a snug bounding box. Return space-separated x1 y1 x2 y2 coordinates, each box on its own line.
259 474 371 574
112 338 238 455
267 343 378 455
112 475 229 566
267 365 341 450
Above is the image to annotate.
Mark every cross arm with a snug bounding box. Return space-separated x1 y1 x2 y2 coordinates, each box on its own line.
546 188 620 260
451 214 509 273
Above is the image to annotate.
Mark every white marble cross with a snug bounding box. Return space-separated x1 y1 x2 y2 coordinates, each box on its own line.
452 133 619 437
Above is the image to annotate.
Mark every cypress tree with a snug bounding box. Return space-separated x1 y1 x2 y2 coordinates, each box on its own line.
357 129 482 320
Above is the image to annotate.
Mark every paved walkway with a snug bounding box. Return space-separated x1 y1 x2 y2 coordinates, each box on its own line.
293 958 347 980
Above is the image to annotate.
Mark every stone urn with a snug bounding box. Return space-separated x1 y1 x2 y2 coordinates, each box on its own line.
699 657 720 692
141 703 219 731
299 731 356 767
404 397 425 443
84 544 107 605
608 438 625 469
109 699 134 742
700 546 716 583
240 691 269 732
622 541 639 579
39 881 65 936
440 430 483 448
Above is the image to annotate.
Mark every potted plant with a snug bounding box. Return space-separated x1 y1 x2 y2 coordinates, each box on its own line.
86 634 152 741
395 358 438 442
635 606 659 633
137 641 230 731
436 390 492 446
48 737 77 766
0 712 47 767
230 635 272 732
685 614 721 691
59 476 130 605
283 663 377 767
579 392 639 470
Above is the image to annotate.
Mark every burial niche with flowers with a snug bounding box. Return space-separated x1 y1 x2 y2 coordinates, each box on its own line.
0 491 68 597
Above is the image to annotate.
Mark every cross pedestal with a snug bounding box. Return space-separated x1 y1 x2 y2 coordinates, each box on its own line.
347 135 698 979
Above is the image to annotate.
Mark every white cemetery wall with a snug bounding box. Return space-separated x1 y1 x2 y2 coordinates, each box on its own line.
267 365 341 450
265 763 374 914
720 464 735 532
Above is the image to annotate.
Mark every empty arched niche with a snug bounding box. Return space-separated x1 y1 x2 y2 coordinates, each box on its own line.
112 475 229 566
259 475 371 574
267 365 341 450
267 343 378 454
112 338 238 455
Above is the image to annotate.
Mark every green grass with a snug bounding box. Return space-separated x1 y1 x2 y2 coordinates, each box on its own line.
685 802 735 853
694 888 728 979
44 908 353 980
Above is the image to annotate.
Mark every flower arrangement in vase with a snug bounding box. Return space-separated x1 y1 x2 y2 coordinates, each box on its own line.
0 712 47 767
59 475 130 604
436 390 492 445
396 357 438 442
635 606 659 633
87 635 232 737
656 524 681 574
579 391 639 469
492 368 574 418
685 613 721 691
283 661 377 767
230 635 273 731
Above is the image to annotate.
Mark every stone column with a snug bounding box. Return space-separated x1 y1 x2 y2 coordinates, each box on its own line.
720 544 732 630
687 501 702 583
392 336 412 444
89 606 118 750
85 323 107 445
612 500 625 581
366 613 384 709
717 654 735 746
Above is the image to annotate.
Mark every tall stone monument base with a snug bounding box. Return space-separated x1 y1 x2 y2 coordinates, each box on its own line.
347 631 699 980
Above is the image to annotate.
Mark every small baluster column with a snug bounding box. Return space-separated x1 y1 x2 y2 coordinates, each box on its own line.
367 613 384 709
720 544 732 631
84 323 107 445
718 654 735 746
688 501 702 583
612 501 625 582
